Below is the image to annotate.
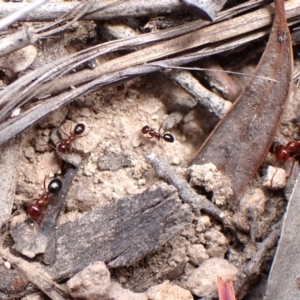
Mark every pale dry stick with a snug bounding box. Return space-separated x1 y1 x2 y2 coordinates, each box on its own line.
0 247 68 300
0 27 38 57
146 152 233 227
0 0 180 21
0 0 48 31
166 70 232 119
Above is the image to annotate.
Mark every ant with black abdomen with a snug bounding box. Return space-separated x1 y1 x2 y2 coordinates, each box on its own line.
56 123 86 154
26 178 62 223
141 125 175 143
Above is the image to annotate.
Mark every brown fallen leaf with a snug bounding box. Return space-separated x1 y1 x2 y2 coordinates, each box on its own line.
217 276 236 300
190 0 293 199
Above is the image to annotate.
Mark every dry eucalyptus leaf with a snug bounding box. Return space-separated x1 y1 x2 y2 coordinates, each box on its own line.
190 0 293 199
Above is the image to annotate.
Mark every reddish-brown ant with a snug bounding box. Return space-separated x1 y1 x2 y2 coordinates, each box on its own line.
141 125 175 143
26 178 62 221
274 137 300 176
57 123 85 153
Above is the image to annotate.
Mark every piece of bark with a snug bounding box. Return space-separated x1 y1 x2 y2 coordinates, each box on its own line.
0 136 20 228
190 0 293 199
44 184 192 281
10 164 79 260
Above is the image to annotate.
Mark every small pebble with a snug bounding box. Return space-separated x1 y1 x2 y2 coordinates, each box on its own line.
263 165 286 189
4 261 11 269
138 179 146 186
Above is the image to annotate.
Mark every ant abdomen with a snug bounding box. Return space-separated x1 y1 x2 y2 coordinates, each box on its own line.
162 133 175 143
48 178 63 194
74 123 85 135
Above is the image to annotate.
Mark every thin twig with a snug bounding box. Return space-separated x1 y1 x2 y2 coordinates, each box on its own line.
146 152 233 227
166 70 232 119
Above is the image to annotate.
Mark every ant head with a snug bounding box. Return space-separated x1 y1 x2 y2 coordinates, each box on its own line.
141 125 150 134
74 123 85 135
48 179 63 194
163 133 175 143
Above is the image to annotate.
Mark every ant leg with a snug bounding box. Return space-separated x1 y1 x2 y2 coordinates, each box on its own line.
49 143 58 150
2 210 21 226
270 166 278 187
60 123 71 139
43 176 47 192
286 132 296 142
287 157 296 177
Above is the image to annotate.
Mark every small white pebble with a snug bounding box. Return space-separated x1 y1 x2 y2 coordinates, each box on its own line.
138 179 146 186
172 157 181 165
112 192 120 200
84 170 93 176
263 166 286 190
4 261 11 269
48 172 55 178
11 108 21 118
